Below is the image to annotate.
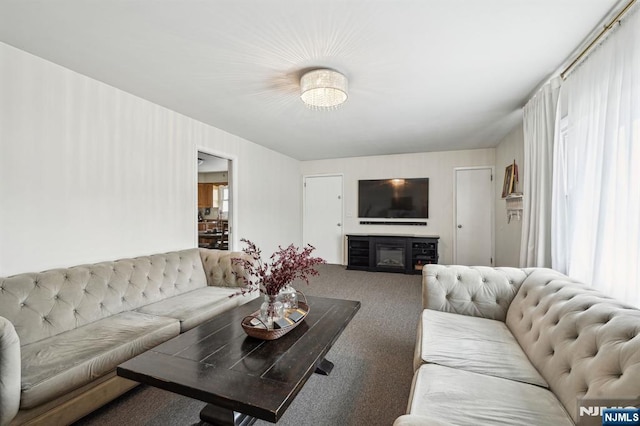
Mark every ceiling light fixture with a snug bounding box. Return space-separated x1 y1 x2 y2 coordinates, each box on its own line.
300 69 348 110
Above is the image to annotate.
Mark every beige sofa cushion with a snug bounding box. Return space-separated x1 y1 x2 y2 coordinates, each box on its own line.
394 415 454 426
407 364 573 426
415 309 547 387
423 265 530 321
506 268 640 423
136 286 257 332
20 311 179 409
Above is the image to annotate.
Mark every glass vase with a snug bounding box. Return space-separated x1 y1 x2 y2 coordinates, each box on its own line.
259 294 284 329
278 284 298 310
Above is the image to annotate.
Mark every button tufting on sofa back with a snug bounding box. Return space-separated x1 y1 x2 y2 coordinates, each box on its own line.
0 248 206 346
199 249 251 288
423 265 530 321
506 269 640 423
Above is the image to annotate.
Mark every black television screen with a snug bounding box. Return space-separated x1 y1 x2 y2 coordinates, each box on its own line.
358 178 429 219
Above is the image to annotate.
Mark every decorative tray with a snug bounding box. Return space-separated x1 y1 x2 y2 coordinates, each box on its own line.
241 301 309 340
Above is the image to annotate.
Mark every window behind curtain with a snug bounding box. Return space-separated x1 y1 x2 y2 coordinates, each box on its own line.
552 6 640 307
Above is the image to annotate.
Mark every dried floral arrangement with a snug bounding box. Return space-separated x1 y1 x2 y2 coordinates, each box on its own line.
232 239 326 296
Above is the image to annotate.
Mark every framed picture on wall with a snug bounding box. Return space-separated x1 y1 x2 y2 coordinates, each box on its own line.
502 164 515 198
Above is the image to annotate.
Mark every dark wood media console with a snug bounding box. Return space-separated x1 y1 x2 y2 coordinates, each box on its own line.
346 234 439 274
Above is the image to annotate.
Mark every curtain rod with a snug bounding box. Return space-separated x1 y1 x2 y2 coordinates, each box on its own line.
560 0 637 79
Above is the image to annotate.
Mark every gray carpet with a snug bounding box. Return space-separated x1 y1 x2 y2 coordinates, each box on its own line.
74 264 422 426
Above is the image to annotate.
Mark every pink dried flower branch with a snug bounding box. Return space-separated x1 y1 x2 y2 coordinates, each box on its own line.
232 238 326 296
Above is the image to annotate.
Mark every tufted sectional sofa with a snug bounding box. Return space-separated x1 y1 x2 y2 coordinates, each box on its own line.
394 265 640 426
0 248 256 426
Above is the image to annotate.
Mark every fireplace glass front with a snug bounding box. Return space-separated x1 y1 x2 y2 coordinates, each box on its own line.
376 242 405 269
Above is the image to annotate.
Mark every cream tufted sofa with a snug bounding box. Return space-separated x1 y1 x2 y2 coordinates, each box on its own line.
395 265 640 426
0 248 256 426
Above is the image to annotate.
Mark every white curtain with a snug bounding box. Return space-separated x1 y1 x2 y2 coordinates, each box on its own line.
520 79 561 267
552 5 640 307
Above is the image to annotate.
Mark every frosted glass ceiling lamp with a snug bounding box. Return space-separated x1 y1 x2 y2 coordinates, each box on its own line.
300 69 348 110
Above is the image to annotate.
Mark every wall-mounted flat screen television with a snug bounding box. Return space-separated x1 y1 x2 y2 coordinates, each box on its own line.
358 178 429 219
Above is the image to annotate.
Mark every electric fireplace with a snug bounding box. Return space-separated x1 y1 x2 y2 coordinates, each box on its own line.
346 234 439 275
375 240 406 270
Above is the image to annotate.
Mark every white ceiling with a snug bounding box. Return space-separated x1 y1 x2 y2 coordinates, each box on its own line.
0 0 620 160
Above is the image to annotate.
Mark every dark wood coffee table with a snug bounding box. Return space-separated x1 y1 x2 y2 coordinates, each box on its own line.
117 295 360 425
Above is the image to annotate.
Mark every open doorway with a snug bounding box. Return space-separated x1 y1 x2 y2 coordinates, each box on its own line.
197 151 231 251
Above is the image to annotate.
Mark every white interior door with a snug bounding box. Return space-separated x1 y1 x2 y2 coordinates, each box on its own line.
455 168 494 266
303 175 343 264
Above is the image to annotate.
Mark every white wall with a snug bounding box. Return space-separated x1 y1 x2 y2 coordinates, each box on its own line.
494 121 524 267
301 149 495 265
0 42 301 276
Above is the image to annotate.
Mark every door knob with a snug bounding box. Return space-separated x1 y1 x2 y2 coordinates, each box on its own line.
337 223 342 227
458 225 462 228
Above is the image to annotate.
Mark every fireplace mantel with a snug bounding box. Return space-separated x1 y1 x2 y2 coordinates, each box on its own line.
346 234 439 274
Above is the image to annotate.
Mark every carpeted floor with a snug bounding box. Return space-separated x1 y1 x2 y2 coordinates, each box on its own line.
73 264 423 426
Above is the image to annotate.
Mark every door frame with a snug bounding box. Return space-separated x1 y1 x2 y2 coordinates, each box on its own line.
195 146 239 251
452 166 495 265
302 173 345 264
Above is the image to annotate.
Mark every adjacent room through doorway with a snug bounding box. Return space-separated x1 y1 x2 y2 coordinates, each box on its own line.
197 151 231 250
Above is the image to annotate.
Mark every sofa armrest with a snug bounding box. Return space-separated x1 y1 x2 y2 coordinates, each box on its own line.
422 265 529 321
0 316 20 426
199 248 252 288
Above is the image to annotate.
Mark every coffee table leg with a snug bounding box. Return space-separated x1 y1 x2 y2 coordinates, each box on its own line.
199 404 256 426
315 358 334 375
